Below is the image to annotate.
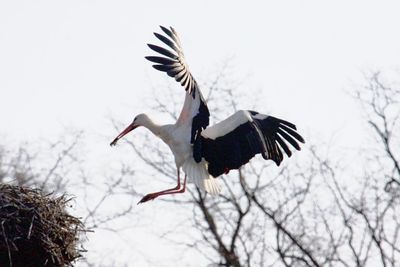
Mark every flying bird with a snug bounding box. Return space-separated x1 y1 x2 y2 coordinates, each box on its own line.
110 26 305 204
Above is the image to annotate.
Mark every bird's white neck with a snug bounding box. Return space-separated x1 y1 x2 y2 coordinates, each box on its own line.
141 115 166 138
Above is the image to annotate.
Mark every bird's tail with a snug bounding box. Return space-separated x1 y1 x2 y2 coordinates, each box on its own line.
182 158 221 195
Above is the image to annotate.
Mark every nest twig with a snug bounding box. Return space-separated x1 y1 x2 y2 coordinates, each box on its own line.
0 184 85 267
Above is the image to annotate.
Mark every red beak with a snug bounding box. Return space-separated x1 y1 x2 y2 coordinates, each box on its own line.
110 123 138 146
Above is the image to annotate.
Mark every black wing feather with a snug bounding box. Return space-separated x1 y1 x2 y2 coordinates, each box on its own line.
279 124 305 143
152 64 174 72
159 26 181 45
152 65 177 78
277 129 301 150
275 134 292 157
168 66 185 76
154 32 179 52
147 44 177 59
275 118 297 130
145 56 177 65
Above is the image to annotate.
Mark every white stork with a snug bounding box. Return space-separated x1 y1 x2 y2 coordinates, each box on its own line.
110 26 305 204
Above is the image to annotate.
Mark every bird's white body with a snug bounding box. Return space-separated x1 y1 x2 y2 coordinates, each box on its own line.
163 123 191 167
135 88 199 168
134 97 221 195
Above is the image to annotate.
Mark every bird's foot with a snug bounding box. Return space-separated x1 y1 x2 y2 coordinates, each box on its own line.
137 193 158 204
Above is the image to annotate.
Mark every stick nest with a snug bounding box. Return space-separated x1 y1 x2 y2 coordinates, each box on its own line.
0 184 85 267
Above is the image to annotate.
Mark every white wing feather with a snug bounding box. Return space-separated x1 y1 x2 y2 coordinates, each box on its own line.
201 110 252 140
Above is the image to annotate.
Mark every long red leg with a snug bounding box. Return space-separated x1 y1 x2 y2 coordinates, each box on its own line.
138 170 187 204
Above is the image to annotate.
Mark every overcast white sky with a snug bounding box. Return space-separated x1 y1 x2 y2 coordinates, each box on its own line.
1 0 400 266
2 0 400 144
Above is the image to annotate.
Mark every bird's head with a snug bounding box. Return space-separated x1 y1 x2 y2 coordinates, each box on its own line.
110 113 149 146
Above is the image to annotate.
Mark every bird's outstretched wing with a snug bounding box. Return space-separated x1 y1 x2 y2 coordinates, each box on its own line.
146 26 196 95
194 110 305 177
146 26 209 144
